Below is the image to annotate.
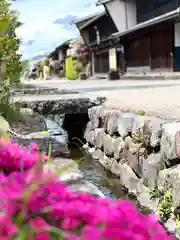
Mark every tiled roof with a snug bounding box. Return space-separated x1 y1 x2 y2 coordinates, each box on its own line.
78 12 106 30
74 11 105 30
67 36 84 44
48 36 84 57
73 10 104 24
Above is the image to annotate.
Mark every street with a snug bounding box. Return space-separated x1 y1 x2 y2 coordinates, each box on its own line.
23 78 180 92
20 78 180 120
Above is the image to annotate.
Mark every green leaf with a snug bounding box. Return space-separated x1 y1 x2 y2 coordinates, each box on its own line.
0 0 22 122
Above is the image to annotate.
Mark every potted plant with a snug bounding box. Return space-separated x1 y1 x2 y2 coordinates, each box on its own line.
79 72 87 80
108 68 120 80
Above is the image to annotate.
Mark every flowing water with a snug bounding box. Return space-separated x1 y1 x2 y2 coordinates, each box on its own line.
14 113 137 202
69 146 137 201
69 146 157 218
13 112 131 200
12 113 171 234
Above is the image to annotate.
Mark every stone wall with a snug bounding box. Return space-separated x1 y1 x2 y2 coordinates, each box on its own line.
16 97 106 115
83 106 180 237
13 83 106 115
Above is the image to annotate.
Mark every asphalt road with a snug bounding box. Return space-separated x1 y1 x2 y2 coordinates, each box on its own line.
18 78 180 120
22 78 180 93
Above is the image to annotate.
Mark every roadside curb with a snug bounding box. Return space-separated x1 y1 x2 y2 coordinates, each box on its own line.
120 75 180 80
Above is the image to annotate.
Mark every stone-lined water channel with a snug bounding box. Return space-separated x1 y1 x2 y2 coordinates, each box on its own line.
13 85 124 198
11 108 174 236
12 109 134 201
11 84 176 237
70 146 132 199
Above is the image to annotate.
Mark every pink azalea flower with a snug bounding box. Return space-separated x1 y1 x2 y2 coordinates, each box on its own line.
0 214 17 237
0 140 173 240
29 217 50 240
61 217 79 229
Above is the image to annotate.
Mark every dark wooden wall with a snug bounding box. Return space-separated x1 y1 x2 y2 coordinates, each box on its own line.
84 14 116 74
85 14 117 44
94 51 109 73
136 0 178 23
150 22 173 69
123 21 174 69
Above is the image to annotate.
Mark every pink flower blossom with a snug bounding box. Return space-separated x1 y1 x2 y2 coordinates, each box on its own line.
61 217 79 229
29 217 50 240
0 214 17 237
0 140 173 239
0 138 47 174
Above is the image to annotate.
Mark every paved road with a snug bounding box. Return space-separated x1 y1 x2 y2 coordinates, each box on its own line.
20 78 180 120
23 78 180 93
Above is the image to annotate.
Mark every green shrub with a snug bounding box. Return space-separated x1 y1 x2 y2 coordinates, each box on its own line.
136 110 146 116
65 57 78 80
43 58 50 66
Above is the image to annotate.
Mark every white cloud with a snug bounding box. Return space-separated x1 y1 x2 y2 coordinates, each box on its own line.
14 0 103 60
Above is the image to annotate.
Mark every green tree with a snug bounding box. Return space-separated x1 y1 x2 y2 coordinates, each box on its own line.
0 0 22 84
0 0 22 121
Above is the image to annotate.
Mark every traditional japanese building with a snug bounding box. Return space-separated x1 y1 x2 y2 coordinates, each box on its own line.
48 37 84 61
97 0 180 72
74 11 121 75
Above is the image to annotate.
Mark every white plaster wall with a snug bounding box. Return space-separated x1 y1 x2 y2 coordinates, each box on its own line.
126 0 137 29
175 22 180 47
106 0 126 32
105 0 137 33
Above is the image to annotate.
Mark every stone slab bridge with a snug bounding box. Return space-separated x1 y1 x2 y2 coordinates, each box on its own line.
13 87 106 143
13 92 106 116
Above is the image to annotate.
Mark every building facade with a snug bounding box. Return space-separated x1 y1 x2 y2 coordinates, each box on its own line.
74 11 121 75
97 0 180 72
136 0 178 23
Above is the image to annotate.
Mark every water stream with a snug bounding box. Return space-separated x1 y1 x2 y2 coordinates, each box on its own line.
13 113 137 203
69 146 137 201
12 111 172 235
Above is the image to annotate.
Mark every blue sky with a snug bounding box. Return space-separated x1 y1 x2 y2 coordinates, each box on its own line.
13 0 103 60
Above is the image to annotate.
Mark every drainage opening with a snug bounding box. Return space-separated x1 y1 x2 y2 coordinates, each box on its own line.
62 112 89 150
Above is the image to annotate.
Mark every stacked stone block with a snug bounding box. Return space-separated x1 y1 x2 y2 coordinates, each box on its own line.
84 105 180 237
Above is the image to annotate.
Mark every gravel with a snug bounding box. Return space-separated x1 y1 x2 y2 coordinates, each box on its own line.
99 86 180 120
